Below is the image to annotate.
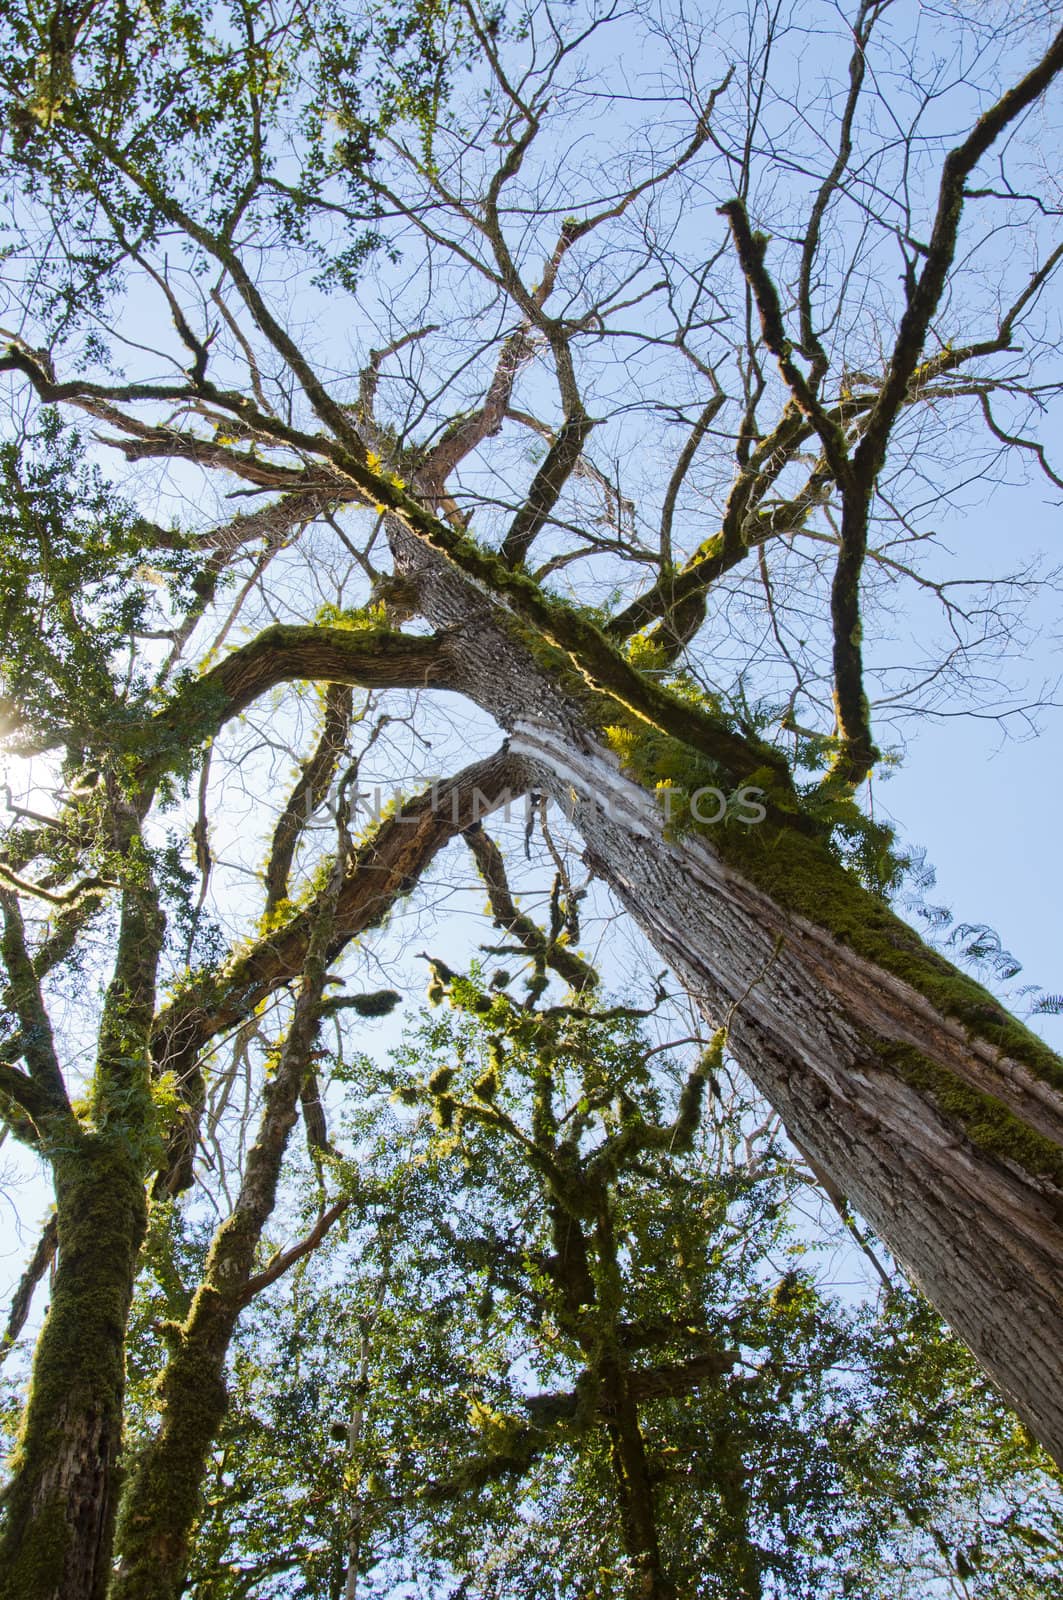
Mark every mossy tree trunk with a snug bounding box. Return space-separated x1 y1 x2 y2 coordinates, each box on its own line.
0 835 165 1600
0 1138 149 1600
544 1187 673 1599
400 536 1063 1466
111 819 348 1600
108 1086 300 1600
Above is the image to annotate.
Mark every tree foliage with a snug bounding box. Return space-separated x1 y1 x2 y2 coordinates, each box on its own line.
126 980 1063 1599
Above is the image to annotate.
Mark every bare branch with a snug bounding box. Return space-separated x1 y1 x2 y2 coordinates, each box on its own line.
236 1198 351 1307
0 1215 58 1366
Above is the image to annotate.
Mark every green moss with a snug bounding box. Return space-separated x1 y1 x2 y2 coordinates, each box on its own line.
715 817 1063 1095
428 1065 456 1096
501 619 1063 1110
876 1041 1063 1187
343 987 402 1017
403 507 794 789
539 667 1062 1099
110 1288 231 1600
514 621 1063 1179
473 1065 500 1101
0 1133 148 1595
311 600 387 630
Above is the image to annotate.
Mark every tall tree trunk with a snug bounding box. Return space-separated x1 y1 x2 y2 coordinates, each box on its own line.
0 835 163 1600
111 1033 312 1598
113 805 350 1600
399 536 1063 1465
601 1368 672 1600
0 1136 148 1600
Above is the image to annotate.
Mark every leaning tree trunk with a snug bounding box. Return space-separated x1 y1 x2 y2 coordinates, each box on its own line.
397 532 1063 1466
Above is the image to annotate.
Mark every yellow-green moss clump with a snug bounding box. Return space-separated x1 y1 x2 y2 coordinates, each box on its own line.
533 631 1063 1101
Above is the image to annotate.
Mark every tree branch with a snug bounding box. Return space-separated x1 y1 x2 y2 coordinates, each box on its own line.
464 824 597 994
0 1214 58 1366
236 1198 351 1307
153 748 527 1194
146 624 451 777
0 890 72 1119
855 24 1063 488
264 684 355 915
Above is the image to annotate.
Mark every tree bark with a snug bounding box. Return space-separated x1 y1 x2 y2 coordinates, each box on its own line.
398 534 1063 1465
0 1138 148 1600
0 830 164 1600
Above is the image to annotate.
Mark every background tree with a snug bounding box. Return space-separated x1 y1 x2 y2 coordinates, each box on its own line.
123 937 1063 1600
0 411 506 1595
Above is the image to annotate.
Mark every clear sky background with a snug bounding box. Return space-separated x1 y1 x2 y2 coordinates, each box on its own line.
883 715 1063 1029
871 462 1063 1043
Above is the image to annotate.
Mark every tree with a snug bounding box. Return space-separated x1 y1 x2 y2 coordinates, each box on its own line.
2 0 1063 1594
122 935 1063 1600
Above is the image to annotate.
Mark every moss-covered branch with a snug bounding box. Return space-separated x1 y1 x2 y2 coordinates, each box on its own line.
717 199 852 489
153 748 526 1194
500 406 593 567
264 682 354 915
0 1134 149 1600
145 622 450 781
464 823 597 994
0 890 72 1121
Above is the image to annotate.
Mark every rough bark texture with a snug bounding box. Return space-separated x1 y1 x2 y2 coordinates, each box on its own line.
0 838 164 1600
550 730 1063 1458
396 531 1063 1465
0 1139 148 1600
